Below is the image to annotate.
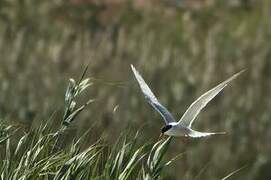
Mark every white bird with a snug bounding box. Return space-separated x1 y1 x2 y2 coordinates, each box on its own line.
131 64 244 138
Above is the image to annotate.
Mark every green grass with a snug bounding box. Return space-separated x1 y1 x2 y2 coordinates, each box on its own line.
1 0 271 179
0 71 180 179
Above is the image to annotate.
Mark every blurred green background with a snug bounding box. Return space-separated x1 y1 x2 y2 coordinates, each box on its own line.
0 0 271 179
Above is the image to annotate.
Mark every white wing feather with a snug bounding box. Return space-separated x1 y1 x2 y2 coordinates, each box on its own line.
131 64 175 124
178 70 245 128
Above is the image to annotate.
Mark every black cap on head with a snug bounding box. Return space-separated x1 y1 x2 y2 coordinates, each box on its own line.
161 125 172 133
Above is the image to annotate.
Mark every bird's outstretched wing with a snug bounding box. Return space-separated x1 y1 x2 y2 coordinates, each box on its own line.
178 70 245 128
131 64 175 124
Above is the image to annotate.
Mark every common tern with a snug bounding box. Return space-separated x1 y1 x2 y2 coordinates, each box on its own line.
131 64 244 138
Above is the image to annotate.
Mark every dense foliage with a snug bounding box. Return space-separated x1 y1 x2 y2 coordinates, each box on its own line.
1 0 271 179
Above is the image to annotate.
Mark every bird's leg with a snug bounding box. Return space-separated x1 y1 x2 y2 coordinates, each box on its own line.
181 135 189 144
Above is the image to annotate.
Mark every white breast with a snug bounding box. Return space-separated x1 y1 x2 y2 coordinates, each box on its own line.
164 125 189 137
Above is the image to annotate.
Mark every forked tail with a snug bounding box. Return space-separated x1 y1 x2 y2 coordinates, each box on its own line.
188 129 226 138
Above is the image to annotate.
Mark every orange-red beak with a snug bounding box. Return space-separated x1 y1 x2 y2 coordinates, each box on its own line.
159 133 164 139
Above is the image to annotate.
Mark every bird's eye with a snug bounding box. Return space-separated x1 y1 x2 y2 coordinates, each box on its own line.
161 125 172 133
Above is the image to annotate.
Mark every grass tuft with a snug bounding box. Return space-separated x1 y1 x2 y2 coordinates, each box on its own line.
0 71 179 179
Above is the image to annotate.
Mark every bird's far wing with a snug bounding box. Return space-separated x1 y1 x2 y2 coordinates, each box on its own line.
178 70 245 128
131 64 175 124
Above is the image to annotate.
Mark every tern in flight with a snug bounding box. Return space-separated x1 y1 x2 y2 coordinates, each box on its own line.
131 65 244 138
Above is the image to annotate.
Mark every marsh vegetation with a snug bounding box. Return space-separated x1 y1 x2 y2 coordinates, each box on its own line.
0 0 271 179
